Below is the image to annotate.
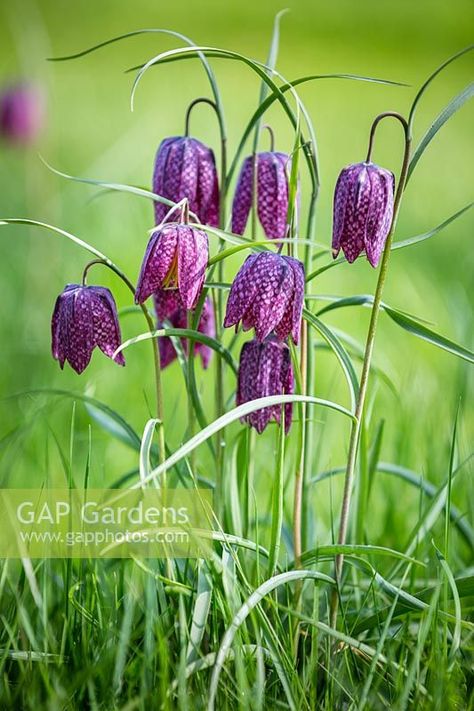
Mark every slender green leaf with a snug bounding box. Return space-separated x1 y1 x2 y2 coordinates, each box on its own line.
304 309 359 411
135 395 354 490
139 419 160 487
392 202 474 249
207 570 334 710
186 562 213 664
408 44 474 132
408 82 474 182
115 327 238 373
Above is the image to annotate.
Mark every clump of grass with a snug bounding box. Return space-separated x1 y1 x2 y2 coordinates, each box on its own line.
0 15 473 711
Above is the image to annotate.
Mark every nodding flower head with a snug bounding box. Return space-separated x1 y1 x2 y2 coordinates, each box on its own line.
0 83 44 145
153 136 219 227
237 337 294 434
135 223 209 310
154 290 215 369
332 161 394 268
224 251 304 344
51 284 124 375
231 152 290 240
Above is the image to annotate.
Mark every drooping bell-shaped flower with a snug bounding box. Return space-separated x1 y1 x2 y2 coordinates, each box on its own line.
153 136 220 227
154 290 215 369
51 284 125 374
0 83 44 144
231 152 290 240
224 251 304 344
332 161 394 268
135 224 209 310
237 337 294 434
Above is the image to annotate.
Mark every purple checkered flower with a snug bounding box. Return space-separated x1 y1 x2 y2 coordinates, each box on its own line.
154 291 215 369
51 284 124 375
135 224 208 310
224 251 305 344
332 161 395 268
0 83 44 145
153 136 219 227
237 337 294 434
231 152 290 240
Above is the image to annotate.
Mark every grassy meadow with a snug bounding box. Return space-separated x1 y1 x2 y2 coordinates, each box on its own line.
0 0 473 708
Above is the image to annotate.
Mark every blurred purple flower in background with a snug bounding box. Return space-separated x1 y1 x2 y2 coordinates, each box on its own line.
332 161 394 267
224 251 305 344
232 152 290 239
237 337 294 434
153 136 220 227
154 290 215 369
51 284 124 374
0 83 44 145
135 223 209 309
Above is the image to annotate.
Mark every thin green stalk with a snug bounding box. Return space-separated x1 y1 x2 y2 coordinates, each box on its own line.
330 112 412 628
187 310 196 470
215 107 227 522
82 259 166 468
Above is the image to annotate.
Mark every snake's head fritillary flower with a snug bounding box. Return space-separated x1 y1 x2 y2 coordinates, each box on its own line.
332 161 395 268
0 83 44 145
237 337 294 434
231 152 290 240
51 284 125 375
154 290 215 369
224 251 304 344
153 136 219 227
135 224 209 310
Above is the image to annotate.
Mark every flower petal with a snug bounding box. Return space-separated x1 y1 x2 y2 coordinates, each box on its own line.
177 226 209 310
91 287 125 366
257 152 289 240
135 226 178 304
231 156 254 235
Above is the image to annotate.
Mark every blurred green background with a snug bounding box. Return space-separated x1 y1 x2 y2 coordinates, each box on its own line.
0 0 472 543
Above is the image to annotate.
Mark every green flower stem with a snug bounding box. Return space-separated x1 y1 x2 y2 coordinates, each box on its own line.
82 259 166 470
215 104 228 523
330 112 411 628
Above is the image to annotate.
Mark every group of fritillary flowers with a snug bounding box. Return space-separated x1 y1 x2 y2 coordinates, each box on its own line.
51 112 395 436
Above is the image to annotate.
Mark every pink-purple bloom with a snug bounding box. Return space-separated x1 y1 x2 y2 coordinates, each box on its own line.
135 224 209 310
51 284 124 374
153 136 220 226
154 290 215 369
237 337 294 434
231 152 290 240
0 83 44 145
224 252 305 344
332 161 395 268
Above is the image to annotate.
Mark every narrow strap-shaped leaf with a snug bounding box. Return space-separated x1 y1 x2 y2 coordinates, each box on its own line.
392 202 473 249
315 295 474 364
304 309 359 411
128 45 319 191
186 562 213 664
8 388 141 451
407 82 474 182
131 395 354 491
47 27 226 134
228 72 407 187
408 44 474 132
139 419 161 487
207 570 334 710
384 306 474 364
114 327 238 374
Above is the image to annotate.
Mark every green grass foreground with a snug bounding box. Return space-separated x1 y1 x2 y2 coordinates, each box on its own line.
0 1 473 709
